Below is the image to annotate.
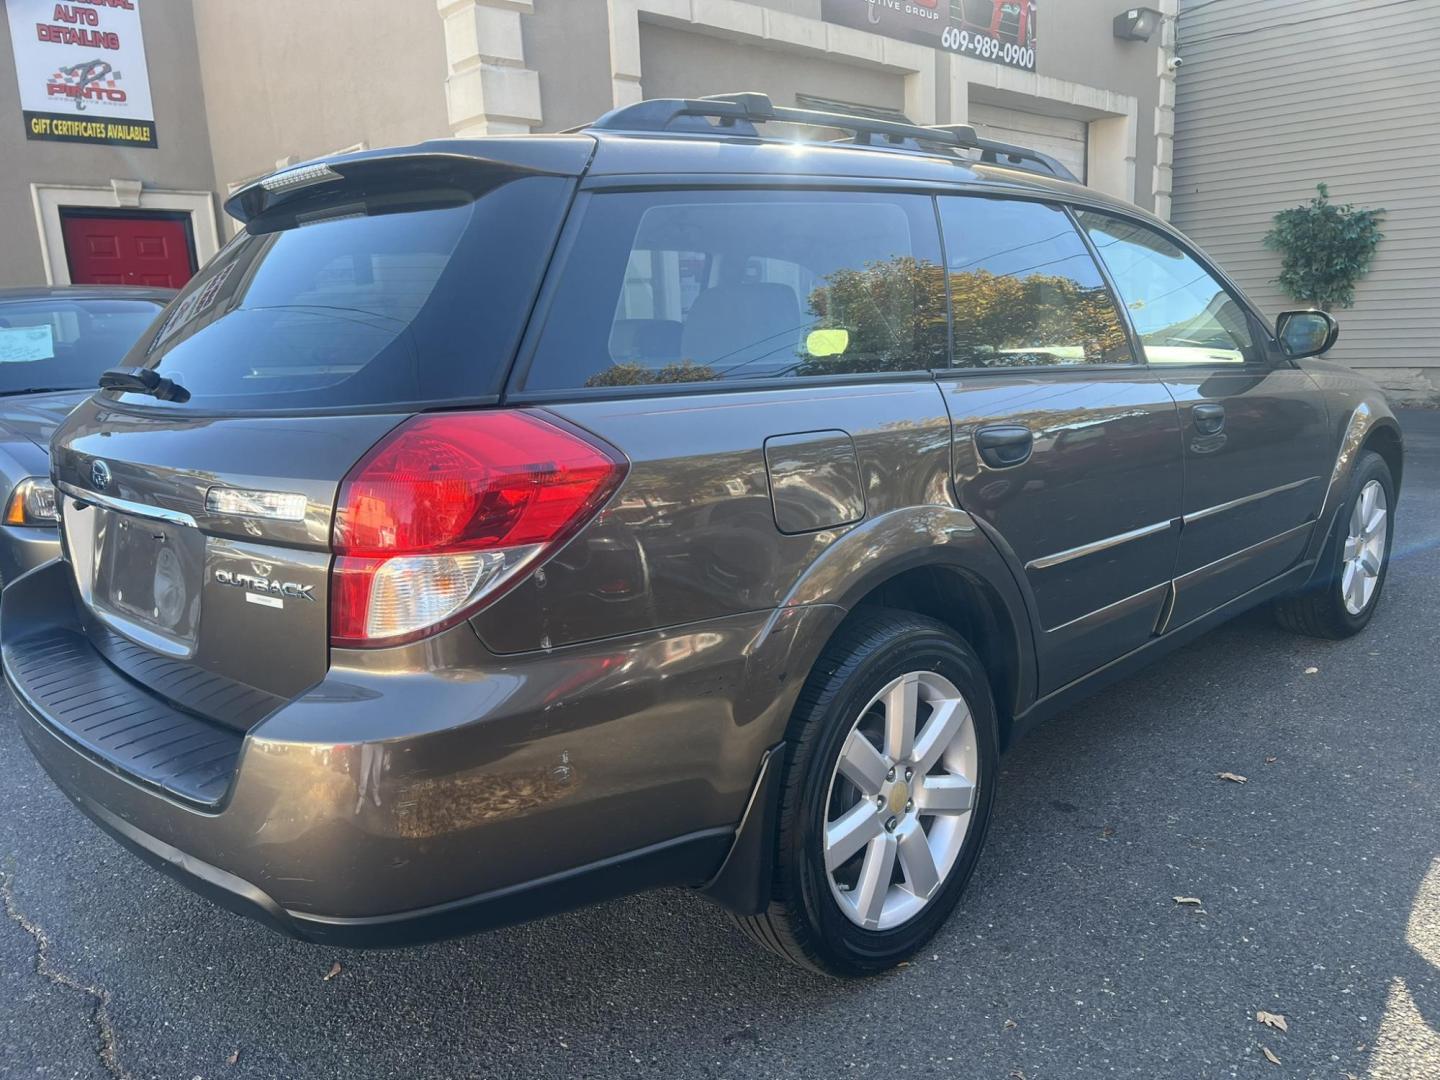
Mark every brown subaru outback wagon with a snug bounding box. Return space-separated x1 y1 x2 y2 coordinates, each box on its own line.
4 95 1402 975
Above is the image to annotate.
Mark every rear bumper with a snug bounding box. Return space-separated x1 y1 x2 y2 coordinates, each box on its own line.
17 708 730 945
4 559 837 942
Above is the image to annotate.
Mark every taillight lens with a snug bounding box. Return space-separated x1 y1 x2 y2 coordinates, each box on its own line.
330 410 625 647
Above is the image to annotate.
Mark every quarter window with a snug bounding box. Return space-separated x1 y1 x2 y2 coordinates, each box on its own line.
1076 210 1258 365
937 196 1132 369
523 190 947 390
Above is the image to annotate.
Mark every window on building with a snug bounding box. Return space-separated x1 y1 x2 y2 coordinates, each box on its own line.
938 196 1131 368
523 190 947 390
1076 210 1258 365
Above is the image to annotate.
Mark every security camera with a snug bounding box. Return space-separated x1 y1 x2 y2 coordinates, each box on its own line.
1167 55 1184 70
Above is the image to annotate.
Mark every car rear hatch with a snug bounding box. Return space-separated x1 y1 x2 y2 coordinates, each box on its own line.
16 139 592 800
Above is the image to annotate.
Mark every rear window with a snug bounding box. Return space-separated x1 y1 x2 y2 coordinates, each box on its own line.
111 175 572 411
522 190 947 390
0 298 162 395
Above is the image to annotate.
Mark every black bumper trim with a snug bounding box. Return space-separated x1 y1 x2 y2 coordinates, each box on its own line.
1 559 243 806
5 626 242 807
50 753 732 947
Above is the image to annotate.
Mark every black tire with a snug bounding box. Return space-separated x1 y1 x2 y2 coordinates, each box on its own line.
733 610 999 976
1274 450 1394 639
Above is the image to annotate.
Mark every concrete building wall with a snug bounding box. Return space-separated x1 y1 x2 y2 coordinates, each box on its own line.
1 0 1177 289
636 21 907 116
0 1 218 288
509 0 1175 215
191 0 451 199
521 1 616 134
1171 0 1440 402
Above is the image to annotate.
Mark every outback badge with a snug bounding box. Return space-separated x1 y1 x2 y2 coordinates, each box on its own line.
214 566 316 606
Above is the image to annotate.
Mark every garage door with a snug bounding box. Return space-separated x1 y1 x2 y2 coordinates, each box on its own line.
969 103 1088 183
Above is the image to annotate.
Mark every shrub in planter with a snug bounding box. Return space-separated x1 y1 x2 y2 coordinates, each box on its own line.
1263 182 1384 311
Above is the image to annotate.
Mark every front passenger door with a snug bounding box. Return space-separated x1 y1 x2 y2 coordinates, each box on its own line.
1076 210 1331 630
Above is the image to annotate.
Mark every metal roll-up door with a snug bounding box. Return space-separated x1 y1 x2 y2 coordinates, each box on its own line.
969 103 1088 183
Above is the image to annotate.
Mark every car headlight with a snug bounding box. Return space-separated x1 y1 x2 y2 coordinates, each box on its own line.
5 478 59 526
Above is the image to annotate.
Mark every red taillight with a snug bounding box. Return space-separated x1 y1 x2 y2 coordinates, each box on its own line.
330 410 625 647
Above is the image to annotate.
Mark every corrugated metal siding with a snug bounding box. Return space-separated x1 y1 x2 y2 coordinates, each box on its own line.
1171 0 1440 398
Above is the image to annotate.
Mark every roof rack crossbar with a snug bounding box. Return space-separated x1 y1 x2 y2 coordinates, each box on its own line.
586 92 1079 183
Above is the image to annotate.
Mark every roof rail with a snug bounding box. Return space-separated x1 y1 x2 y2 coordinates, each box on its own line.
926 125 1079 184
585 92 1079 183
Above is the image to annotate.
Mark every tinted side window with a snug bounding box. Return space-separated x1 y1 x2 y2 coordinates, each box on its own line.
524 190 946 390
1076 210 1258 365
938 196 1131 369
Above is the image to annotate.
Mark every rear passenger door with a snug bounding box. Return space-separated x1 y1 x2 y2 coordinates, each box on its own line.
1075 210 1332 629
934 196 1183 693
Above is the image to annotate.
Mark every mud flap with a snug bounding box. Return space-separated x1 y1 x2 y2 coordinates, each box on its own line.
696 742 787 916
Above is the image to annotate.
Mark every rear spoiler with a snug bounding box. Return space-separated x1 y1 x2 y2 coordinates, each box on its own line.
224 136 595 224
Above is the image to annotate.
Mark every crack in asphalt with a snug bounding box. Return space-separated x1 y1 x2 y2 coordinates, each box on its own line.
1 870 134 1080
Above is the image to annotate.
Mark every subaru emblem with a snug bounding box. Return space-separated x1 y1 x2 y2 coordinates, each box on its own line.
90 459 111 492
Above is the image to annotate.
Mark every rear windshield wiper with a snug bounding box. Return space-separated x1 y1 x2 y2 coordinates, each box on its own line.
0 386 85 397
98 367 190 403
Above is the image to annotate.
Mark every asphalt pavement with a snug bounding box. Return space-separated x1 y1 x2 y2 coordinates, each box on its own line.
2 411 1438 1080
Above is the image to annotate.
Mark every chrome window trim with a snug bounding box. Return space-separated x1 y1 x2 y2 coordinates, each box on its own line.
57 482 198 529
1181 476 1320 526
1024 519 1175 571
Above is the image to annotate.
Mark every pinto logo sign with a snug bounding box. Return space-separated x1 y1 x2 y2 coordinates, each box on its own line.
6 0 158 147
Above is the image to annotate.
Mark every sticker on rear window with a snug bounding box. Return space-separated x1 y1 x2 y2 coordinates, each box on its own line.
151 261 237 351
0 325 55 362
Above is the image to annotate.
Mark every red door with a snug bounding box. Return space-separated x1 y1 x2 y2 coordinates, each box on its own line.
61 214 196 288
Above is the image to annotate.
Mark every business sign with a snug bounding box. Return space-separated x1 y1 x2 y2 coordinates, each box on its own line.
6 0 158 147
821 0 1037 72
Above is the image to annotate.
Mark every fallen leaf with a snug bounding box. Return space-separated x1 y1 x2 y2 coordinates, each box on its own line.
323 961 343 981
1100 825 1116 839
1304 666 1318 674
227 1050 240 1066
1218 772 1248 784
1264 756 1278 765
1003 1019 1017 1030
1173 896 1203 906
1262 1046 1280 1065
1257 1010 1289 1032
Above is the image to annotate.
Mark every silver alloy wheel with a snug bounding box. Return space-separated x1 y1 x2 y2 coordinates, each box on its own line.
1341 479 1388 615
823 670 978 931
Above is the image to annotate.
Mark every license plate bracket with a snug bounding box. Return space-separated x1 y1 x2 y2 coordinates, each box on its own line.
93 514 204 649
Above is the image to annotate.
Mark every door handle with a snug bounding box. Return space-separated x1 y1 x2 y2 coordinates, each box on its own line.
974 424 1033 469
1192 403 1226 435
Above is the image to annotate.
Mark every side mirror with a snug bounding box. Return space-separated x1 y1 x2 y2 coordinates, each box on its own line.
1275 309 1339 359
